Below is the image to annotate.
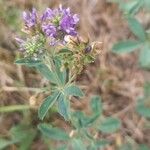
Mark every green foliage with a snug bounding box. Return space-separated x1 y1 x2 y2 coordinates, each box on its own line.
38 95 118 149
57 94 70 120
12 5 132 149
72 96 102 128
10 126 36 150
120 1 142 16
108 0 150 16
119 143 133 150
139 45 150 69
38 124 70 141
111 0 150 70
112 17 145 55
64 84 84 97
138 144 150 150
136 98 150 118
136 82 150 118
15 58 42 67
0 139 17 150
36 64 59 84
118 141 150 150
127 17 146 41
98 117 121 133
112 40 141 53
0 125 36 150
71 138 86 150
38 92 60 120
144 82 150 97
91 95 102 116
54 57 67 85
93 140 110 149
0 4 21 30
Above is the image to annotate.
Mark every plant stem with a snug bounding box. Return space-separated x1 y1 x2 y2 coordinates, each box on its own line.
65 74 76 87
0 105 37 113
1 86 48 92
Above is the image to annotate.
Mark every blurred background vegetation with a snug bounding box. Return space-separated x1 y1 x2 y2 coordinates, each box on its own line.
0 0 150 149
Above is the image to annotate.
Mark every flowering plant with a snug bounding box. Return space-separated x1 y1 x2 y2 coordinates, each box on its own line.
14 5 121 149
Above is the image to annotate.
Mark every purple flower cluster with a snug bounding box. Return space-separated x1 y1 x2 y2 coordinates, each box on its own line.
23 8 37 28
22 5 79 45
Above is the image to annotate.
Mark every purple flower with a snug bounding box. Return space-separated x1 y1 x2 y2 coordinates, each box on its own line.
41 5 79 45
60 14 79 36
23 8 37 28
42 24 56 37
41 8 54 21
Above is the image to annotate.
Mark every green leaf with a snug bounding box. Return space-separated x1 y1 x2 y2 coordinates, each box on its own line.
84 115 99 127
71 139 86 150
0 139 17 149
128 1 142 15
38 92 60 120
65 85 84 98
57 94 70 120
128 17 146 41
72 111 87 128
144 82 150 97
87 145 97 150
139 45 150 69
36 64 58 84
59 48 72 54
10 125 36 150
19 130 36 150
10 125 28 140
0 125 36 150
144 0 150 11
119 143 132 150
54 57 67 85
38 124 70 141
73 111 97 128
112 40 141 53
138 144 149 150
15 58 41 67
95 140 110 148
80 96 103 126
120 0 142 16
136 99 150 118
91 95 102 116
99 117 121 133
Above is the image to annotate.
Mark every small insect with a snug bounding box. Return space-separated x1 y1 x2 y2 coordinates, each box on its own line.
84 42 103 54
84 45 92 53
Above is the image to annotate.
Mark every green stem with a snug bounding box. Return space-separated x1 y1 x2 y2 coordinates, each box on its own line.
0 105 36 113
65 74 76 88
